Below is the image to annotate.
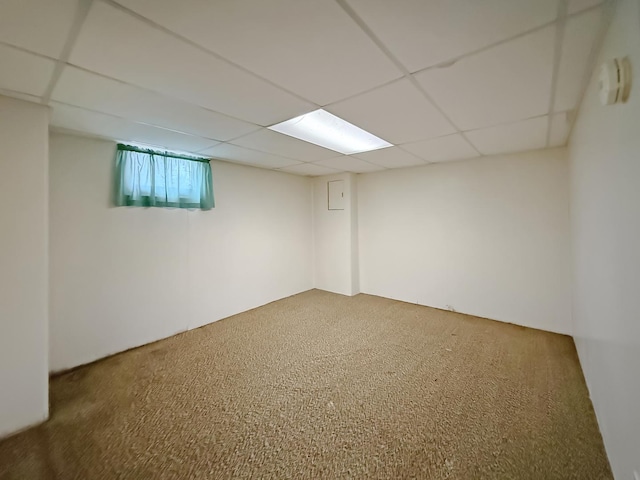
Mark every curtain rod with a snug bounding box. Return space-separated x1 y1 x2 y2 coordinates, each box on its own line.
117 144 211 163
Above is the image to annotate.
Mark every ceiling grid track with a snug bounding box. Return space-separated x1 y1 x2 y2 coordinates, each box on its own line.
334 0 483 157
465 113 552 135
545 0 569 147
0 33 268 133
564 0 617 144
41 0 95 105
52 100 222 142
0 40 57 61
0 0 609 174
65 64 266 132
104 0 322 114
411 4 603 78
3 38 257 142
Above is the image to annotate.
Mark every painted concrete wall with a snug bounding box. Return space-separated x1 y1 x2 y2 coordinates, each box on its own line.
358 148 572 334
49 133 314 372
569 0 640 477
0 97 49 438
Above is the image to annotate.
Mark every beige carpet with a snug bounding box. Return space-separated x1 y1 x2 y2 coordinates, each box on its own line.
0 290 611 479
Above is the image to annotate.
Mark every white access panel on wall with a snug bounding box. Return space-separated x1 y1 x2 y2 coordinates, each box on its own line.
328 180 345 210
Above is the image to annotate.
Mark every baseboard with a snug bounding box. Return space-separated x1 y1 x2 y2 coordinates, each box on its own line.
358 291 572 337
50 287 316 377
0 414 48 442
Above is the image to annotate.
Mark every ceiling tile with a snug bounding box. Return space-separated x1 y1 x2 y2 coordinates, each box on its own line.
415 26 555 131
69 2 314 126
554 8 603 112
0 44 55 97
401 134 479 163
50 103 218 153
52 67 259 141
0 0 78 58
568 0 603 14
465 116 548 155
353 146 424 168
344 0 558 72
314 156 385 173
326 78 455 144
549 112 571 147
198 144 301 169
280 163 341 177
116 0 401 105
231 129 339 162
0 88 41 104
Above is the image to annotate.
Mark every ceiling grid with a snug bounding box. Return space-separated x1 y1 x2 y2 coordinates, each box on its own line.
545 0 569 147
101 0 322 110
0 0 612 174
41 0 95 104
334 0 482 157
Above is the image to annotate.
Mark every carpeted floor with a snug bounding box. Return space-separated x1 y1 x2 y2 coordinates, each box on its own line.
0 290 611 479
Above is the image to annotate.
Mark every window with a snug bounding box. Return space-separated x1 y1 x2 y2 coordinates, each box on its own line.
114 144 214 210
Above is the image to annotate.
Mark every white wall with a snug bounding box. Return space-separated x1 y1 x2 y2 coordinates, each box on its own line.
568 0 640 477
358 149 572 334
0 97 49 438
49 133 313 372
313 173 359 296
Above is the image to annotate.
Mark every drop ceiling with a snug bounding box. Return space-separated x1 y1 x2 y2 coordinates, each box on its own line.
0 0 609 176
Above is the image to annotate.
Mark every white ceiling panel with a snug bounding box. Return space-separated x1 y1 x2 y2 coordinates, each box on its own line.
198 144 301 169
231 129 339 162
554 8 604 112
3 0 605 166
0 44 55 97
568 0 604 14
353 146 424 168
50 103 219 153
314 156 385 173
401 134 479 163
0 88 42 104
466 116 548 155
326 79 455 145
344 0 558 72
116 0 401 105
549 112 571 147
415 26 555 131
0 0 79 58
69 2 314 126
52 67 259 141
280 163 341 177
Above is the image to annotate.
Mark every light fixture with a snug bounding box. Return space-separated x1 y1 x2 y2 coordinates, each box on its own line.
268 109 393 155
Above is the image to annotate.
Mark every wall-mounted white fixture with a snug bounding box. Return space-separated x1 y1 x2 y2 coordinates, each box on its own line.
598 57 631 105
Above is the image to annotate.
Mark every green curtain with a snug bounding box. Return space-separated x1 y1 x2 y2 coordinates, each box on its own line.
114 144 214 210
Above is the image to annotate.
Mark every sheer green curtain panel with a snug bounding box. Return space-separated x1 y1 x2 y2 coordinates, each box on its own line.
114 144 214 210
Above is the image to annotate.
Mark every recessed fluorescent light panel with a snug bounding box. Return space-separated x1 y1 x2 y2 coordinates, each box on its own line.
268 109 393 155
